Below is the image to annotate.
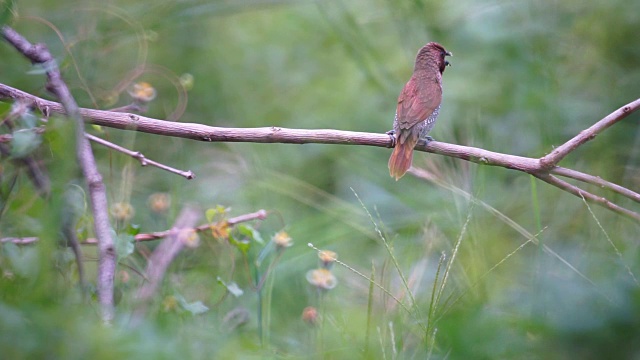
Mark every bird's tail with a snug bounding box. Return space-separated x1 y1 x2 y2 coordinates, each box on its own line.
388 137 418 180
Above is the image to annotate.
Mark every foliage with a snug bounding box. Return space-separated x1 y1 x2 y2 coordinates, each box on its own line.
1 0 640 358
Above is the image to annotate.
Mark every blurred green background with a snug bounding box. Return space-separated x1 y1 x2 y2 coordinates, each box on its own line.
1 0 640 358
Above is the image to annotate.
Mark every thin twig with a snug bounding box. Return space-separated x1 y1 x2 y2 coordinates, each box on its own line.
533 173 640 222
86 133 195 179
128 209 267 243
1 26 116 323
1 236 39 244
99 209 266 243
540 99 640 168
1 209 269 245
551 167 640 203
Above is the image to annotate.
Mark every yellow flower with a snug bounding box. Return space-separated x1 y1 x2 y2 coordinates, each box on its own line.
128 82 157 103
210 220 229 239
273 230 293 249
318 250 337 268
148 192 171 213
110 202 135 221
306 268 337 290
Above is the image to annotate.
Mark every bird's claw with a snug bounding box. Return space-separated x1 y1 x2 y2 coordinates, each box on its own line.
386 130 396 148
417 136 434 146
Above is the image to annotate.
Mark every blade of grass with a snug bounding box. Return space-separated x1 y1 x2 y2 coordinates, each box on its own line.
410 168 611 302
389 321 397 360
307 243 412 315
351 189 424 327
580 195 639 287
433 205 474 311
377 326 387 360
363 261 376 359
436 228 544 322
427 252 446 336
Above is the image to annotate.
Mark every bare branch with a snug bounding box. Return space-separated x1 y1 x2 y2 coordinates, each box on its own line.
540 99 640 168
2 209 269 245
0 84 639 222
91 209 267 243
533 173 640 222
225 209 269 225
1 237 39 244
86 134 195 179
551 167 640 204
0 83 392 147
1 26 116 323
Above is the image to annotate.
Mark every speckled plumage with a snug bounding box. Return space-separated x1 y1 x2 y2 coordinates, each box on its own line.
388 42 451 180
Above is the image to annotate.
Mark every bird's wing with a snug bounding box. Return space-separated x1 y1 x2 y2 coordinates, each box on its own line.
396 75 442 130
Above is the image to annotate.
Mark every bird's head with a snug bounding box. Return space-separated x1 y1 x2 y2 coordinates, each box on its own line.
415 42 452 73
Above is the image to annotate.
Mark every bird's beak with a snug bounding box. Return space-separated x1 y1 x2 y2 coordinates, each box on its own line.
445 51 452 57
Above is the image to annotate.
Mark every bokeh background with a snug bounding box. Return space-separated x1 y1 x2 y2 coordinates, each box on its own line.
1 0 640 358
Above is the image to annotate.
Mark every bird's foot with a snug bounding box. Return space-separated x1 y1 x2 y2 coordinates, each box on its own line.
417 136 434 146
386 130 396 148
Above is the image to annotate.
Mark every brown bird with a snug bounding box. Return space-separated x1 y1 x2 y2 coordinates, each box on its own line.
388 42 451 180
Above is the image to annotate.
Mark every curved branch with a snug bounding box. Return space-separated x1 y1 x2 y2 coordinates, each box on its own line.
540 99 640 168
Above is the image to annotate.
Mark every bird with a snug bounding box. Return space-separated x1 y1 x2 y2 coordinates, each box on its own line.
388 42 451 180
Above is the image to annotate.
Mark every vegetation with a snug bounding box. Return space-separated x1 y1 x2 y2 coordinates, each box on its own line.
1 0 640 358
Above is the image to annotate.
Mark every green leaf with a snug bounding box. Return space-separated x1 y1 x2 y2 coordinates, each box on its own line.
205 205 231 223
256 240 275 266
10 129 42 158
126 224 141 236
183 301 209 315
236 224 264 244
115 233 135 259
228 233 251 255
3 242 40 278
205 208 217 223
176 294 209 315
217 277 244 297
18 110 38 129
